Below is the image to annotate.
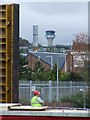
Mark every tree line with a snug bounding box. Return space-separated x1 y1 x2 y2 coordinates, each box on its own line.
19 51 86 81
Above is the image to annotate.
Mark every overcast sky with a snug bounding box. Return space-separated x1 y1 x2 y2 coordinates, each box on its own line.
0 1 88 45
20 2 88 46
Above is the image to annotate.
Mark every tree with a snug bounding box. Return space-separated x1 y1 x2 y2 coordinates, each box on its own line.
49 63 62 81
72 32 88 82
19 50 32 80
31 60 49 81
33 60 45 73
31 71 50 81
77 60 88 82
73 32 88 51
62 72 83 81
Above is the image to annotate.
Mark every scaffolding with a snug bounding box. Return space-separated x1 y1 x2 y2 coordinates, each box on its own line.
0 4 19 103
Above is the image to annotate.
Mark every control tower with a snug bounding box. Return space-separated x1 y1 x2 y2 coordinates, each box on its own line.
45 30 55 46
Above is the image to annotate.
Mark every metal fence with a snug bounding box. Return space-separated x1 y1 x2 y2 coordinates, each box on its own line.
19 81 88 104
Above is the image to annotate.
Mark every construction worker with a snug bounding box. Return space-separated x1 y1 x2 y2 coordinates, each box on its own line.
31 90 44 107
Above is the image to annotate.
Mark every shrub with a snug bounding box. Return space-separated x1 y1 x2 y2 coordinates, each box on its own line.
61 91 89 108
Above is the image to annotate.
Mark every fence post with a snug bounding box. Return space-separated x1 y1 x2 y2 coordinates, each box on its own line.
49 80 52 102
30 81 32 102
83 82 86 109
70 81 72 95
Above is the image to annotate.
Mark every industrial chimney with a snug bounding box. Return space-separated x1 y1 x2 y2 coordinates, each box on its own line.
33 25 38 51
45 30 55 46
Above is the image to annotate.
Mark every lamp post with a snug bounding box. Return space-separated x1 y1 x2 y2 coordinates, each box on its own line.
56 46 59 101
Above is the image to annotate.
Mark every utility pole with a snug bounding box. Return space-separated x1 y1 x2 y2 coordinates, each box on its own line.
56 46 59 101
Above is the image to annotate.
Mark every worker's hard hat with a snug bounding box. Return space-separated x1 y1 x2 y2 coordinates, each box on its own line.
34 90 40 95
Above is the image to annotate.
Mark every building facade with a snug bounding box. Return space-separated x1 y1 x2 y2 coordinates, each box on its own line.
27 51 66 71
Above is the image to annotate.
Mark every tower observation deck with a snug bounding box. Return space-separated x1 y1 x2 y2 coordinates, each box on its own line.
45 30 55 47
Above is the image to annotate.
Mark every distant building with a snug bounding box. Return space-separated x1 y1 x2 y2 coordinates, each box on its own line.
27 51 67 71
65 50 88 72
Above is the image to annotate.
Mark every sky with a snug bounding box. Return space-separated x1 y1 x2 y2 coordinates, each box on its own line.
20 2 88 46
0 1 88 45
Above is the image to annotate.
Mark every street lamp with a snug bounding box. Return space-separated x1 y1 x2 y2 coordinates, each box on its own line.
56 46 65 101
56 45 59 101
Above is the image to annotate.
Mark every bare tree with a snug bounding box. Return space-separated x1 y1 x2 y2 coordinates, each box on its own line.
72 32 88 51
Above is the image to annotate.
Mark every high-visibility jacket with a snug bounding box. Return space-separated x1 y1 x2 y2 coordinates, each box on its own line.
31 96 42 107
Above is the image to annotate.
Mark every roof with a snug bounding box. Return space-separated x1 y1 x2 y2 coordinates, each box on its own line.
28 51 67 70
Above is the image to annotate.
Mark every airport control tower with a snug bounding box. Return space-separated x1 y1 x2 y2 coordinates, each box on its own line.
45 30 55 46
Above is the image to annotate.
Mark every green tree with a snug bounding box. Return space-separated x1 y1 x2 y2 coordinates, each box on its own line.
19 54 84 81
61 90 90 108
19 50 32 80
33 60 45 73
62 72 82 81
31 71 50 81
77 60 88 82
31 60 50 81
50 63 61 81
